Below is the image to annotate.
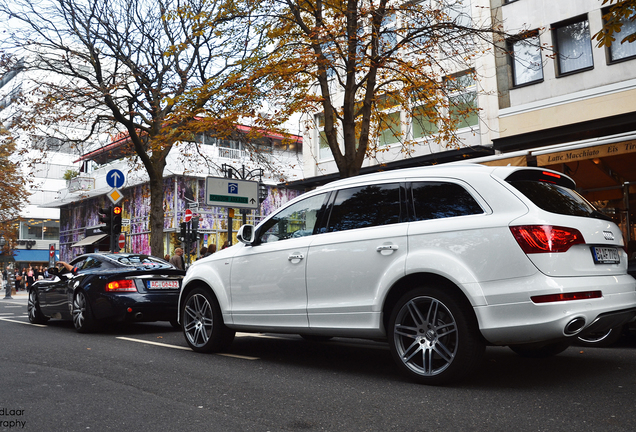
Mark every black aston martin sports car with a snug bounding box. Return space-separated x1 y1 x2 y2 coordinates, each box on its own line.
27 253 185 332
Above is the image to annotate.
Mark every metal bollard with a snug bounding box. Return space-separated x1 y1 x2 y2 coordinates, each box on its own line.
3 278 11 299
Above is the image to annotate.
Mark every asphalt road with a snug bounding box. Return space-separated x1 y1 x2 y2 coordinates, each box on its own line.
1 293 635 432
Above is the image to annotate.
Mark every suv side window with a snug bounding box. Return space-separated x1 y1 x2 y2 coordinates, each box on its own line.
258 193 328 243
327 183 402 232
410 182 483 221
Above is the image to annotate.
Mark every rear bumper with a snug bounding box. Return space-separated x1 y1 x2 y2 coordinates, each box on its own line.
91 292 179 323
577 308 636 337
474 273 636 345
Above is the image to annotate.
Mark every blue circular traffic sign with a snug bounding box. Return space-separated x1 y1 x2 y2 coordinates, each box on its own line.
106 169 125 188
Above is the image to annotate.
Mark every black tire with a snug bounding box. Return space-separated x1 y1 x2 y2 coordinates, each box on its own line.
182 287 235 353
388 286 485 385
27 289 49 324
576 326 623 348
169 317 181 330
509 340 570 358
72 290 97 333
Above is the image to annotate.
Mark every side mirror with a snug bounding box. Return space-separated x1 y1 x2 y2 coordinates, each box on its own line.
48 267 60 277
237 224 255 245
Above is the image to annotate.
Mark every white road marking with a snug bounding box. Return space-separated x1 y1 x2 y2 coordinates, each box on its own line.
0 317 47 327
116 337 259 360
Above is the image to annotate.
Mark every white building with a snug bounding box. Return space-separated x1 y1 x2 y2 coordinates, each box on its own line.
0 60 80 268
300 0 500 183
489 0 636 243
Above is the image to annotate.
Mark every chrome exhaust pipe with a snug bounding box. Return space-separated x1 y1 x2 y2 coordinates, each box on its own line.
564 317 586 335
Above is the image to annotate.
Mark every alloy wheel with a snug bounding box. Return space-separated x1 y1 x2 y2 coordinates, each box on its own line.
392 296 459 378
183 293 214 348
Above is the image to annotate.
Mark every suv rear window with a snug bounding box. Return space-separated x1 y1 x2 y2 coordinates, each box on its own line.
505 170 602 218
410 182 483 221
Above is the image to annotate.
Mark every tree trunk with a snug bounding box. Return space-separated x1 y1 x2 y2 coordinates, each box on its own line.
148 170 166 259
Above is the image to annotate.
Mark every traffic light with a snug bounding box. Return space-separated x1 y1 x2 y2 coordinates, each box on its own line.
258 182 268 203
191 216 199 242
112 206 122 236
111 206 123 252
179 222 187 242
98 206 113 235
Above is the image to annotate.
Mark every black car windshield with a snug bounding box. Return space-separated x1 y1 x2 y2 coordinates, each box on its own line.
109 255 172 267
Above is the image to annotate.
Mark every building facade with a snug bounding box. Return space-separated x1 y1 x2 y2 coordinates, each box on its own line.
300 0 500 181
0 60 74 271
489 0 636 244
49 129 304 262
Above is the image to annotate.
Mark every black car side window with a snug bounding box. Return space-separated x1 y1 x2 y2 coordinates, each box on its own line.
411 182 483 221
327 183 401 232
82 257 103 270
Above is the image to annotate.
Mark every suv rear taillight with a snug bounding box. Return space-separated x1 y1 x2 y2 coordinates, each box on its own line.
106 279 137 292
510 225 585 254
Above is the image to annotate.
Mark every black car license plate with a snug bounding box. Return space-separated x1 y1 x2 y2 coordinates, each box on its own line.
592 246 620 264
147 280 180 289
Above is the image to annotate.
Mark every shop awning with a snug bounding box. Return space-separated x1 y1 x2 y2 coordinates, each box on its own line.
479 155 528 167
13 249 57 263
71 234 108 247
534 139 636 167
531 135 636 202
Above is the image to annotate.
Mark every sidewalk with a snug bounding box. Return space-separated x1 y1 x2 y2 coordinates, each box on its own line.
2 289 28 300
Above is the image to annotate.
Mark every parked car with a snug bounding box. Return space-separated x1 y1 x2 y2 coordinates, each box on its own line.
177 165 636 384
28 253 185 332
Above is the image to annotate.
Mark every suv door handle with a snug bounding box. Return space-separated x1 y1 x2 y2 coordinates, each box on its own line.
288 253 305 261
376 245 399 252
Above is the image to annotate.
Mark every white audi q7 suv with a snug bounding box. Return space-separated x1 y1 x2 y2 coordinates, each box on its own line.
177 165 636 384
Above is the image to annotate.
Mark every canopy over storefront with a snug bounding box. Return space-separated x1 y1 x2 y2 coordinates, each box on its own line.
71 234 108 247
475 132 636 243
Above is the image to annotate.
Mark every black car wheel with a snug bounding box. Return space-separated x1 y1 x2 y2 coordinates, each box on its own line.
27 290 49 324
72 290 96 333
509 340 571 358
182 287 235 353
388 286 485 385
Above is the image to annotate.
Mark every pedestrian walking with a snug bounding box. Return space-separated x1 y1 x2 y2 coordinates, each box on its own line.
25 266 35 290
15 269 22 291
169 248 185 270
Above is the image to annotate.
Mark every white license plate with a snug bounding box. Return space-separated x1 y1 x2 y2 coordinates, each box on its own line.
592 247 620 264
147 280 180 289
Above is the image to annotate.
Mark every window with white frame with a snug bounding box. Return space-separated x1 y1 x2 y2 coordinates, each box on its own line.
412 102 439 139
446 71 478 129
509 31 544 86
604 8 636 62
377 93 402 146
315 113 332 160
553 17 594 75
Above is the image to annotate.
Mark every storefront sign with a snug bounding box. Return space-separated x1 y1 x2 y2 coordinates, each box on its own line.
537 140 636 166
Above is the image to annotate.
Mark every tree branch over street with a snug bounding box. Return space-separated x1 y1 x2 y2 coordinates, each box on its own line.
595 0 636 47
237 0 510 178
0 0 256 257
